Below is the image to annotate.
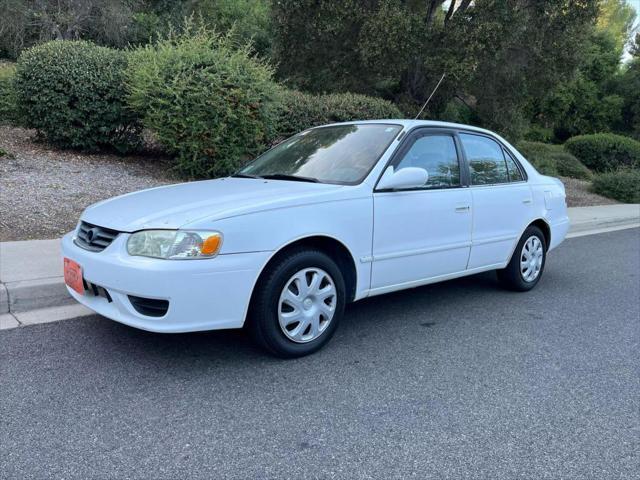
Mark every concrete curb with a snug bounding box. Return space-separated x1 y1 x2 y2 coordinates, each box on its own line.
0 204 638 331
5 277 75 312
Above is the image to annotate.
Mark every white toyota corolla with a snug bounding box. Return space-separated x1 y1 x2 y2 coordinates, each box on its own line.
62 120 569 357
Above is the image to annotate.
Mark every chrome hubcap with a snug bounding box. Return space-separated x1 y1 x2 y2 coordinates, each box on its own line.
278 267 337 343
520 235 544 282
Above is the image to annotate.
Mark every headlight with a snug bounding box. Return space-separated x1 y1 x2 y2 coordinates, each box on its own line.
127 230 223 259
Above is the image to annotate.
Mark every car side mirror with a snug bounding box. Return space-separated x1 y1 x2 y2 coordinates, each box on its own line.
377 166 428 190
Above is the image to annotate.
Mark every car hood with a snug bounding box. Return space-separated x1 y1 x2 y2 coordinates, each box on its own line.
82 178 345 231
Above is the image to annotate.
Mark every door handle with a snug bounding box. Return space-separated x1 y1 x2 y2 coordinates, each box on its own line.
455 205 470 212
522 198 532 204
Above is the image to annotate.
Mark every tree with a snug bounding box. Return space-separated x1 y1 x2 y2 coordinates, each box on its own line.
532 0 637 141
597 0 637 53
272 0 599 140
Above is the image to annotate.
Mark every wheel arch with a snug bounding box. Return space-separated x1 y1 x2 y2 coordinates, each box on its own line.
250 235 359 306
529 218 551 251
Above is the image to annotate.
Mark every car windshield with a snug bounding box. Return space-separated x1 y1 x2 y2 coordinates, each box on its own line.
238 124 402 184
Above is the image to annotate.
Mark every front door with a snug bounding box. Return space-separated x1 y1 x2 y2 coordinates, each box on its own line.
370 131 472 293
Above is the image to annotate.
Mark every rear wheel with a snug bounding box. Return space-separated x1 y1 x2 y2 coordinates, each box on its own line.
248 248 346 358
497 225 547 291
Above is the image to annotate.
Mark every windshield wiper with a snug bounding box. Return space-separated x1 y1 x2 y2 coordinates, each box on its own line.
230 173 263 179
261 174 320 183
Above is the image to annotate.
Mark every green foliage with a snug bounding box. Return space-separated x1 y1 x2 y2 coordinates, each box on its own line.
614 56 640 139
0 147 7 157
0 63 19 126
14 41 140 152
597 0 637 53
0 0 141 59
126 26 279 178
524 125 554 143
516 141 559 176
272 0 598 142
564 133 640 172
591 169 640 203
187 0 272 57
516 141 592 180
554 152 594 180
538 30 624 141
275 90 403 139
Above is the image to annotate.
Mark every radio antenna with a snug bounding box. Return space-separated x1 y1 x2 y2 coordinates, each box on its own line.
414 72 446 120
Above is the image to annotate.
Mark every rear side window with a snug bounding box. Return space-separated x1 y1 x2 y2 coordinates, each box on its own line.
395 134 461 188
460 133 509 185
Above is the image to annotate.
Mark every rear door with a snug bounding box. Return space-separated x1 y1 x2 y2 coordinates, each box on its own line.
458 132 533 269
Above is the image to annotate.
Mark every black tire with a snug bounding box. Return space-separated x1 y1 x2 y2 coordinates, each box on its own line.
497 225 547 292
247 248 346 358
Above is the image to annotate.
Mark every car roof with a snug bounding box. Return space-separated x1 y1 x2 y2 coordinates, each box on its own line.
318 119 498 136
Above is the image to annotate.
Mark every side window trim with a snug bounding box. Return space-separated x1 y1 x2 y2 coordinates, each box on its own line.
374 127 468 192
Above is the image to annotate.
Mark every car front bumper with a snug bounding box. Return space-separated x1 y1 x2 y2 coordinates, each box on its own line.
61 231 271 333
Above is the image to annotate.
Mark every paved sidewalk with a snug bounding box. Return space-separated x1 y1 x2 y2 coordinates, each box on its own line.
567 204 640 236
0 204 638 330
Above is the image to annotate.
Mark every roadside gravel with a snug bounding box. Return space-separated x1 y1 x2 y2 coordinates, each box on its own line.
560 176 617 208
0 127 176 241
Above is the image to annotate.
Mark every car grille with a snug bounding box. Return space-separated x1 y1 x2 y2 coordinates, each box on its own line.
75 221 120 252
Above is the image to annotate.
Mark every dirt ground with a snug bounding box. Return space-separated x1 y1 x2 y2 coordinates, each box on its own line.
0 127 176 241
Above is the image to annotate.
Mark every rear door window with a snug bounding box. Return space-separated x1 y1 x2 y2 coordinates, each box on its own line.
460 133 509 185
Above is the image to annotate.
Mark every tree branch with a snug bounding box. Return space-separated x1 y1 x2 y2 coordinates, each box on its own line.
444 0 456 24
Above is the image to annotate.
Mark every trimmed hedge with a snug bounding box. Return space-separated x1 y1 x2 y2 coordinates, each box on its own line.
565 133 640 172
276 90 403 139
127 29 279 178
0 63 19 126
591 169 640 203
14 41 140 152
516 141 592 180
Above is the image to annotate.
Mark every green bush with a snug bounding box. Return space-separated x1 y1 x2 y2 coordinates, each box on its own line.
516 141 592 180
274 90 325 138
564 133 640 172
0 63 19 125
126 28 279 178
591 169 640 203
14 41 140 152
523 125 553 143
276 90 403 139
554 152 593 180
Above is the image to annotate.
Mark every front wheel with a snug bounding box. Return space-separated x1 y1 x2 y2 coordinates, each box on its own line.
247 248 346 358
497 225 547 291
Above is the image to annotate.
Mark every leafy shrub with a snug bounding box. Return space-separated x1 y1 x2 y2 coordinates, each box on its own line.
516 141 592 180
323 92 403 122
523 125 553 143
14 41 140 152
276 90 402 139
0 62 19 125
591 169 640 203
126 28 279 178
516 141 559 176
564 133 640 172
554 152 592 180
274 90 325 138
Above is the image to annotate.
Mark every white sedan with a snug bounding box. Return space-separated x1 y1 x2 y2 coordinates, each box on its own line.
62 120 569 357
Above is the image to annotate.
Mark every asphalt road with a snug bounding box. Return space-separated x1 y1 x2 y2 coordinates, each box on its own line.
1 229 639 480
